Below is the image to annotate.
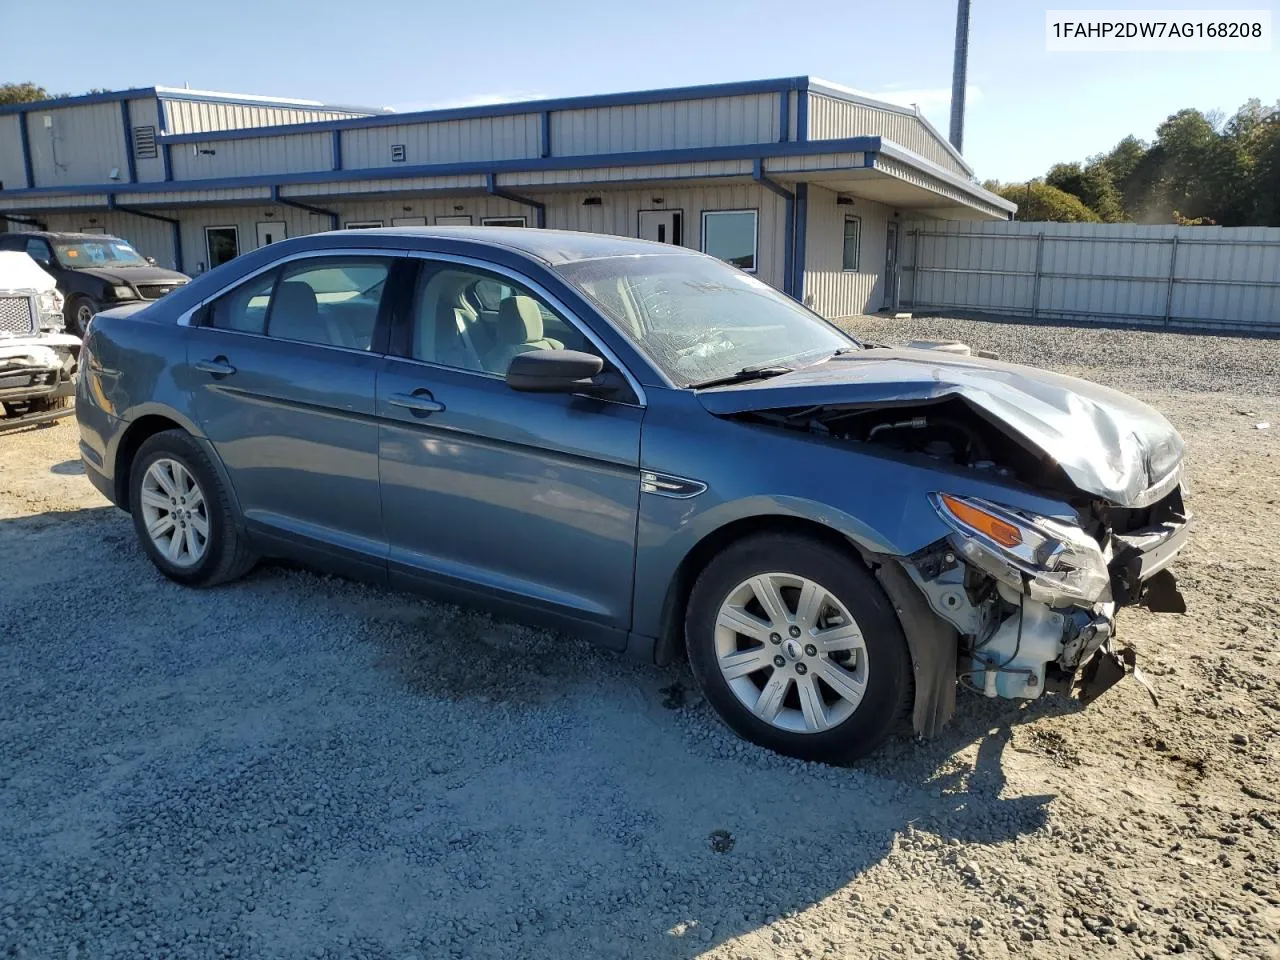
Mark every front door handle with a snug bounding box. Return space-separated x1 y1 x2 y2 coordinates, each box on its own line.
194 357 237 377
388 391 445 415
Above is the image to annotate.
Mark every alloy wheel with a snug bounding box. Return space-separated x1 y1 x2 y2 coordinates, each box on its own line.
139 458 208 568
714 573 869 734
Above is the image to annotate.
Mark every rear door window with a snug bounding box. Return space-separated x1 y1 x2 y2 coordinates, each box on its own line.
266 258 391 351
208 271 276 334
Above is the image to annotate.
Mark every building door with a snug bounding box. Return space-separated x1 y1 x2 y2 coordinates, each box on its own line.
638 209 682 245
435 215 472 225
882 221 900 311
392 217 427 226
255 221 286 248
80 226 106 234
204 226 239 271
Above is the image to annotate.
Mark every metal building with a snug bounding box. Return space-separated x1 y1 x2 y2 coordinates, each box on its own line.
0 77 1014 318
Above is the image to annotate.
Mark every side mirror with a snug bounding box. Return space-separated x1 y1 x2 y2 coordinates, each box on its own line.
506 349 614 394
145 256 157 265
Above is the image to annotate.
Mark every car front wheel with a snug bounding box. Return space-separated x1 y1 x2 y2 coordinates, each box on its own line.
685 534 913 763
129 430 256 586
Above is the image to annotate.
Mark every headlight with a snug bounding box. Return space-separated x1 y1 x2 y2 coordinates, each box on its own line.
37 289 64 314
110 285 136 300
931 493 1110 605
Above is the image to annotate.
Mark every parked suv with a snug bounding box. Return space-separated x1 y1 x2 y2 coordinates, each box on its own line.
0 232 189 336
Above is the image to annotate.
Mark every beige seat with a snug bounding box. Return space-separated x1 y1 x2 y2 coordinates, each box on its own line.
483 295 562 373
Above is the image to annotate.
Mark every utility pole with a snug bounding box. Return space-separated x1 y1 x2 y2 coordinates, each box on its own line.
949 0 971 152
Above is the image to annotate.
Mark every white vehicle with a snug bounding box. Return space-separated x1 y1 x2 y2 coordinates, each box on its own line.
0 251 80 419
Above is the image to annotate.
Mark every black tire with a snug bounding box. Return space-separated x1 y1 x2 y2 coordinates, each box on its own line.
28 395 69 412
128 429 257 587
65 295 97 337
685 533 912 764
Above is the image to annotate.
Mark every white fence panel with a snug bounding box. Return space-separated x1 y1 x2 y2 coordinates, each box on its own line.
902 221 1280 335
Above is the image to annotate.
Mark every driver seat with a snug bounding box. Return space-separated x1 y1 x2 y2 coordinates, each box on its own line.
483 295 562 373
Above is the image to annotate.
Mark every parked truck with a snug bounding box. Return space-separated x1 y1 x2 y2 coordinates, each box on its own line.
0 251 81 427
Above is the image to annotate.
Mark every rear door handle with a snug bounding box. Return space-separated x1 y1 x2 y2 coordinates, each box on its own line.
194 357 237 377
388 391 445 415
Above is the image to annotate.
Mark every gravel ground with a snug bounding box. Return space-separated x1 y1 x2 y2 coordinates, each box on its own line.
2 317 1279 960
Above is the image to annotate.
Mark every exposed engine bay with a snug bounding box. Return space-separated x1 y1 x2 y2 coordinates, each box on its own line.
732 395 1191 717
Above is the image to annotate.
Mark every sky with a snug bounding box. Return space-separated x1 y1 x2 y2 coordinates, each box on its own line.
4 0 1277 182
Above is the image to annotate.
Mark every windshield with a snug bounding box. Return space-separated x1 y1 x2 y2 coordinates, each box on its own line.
555 253 857 386
53 239 149 269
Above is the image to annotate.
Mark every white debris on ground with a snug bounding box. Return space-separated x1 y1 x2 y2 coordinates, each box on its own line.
1 317 1278 960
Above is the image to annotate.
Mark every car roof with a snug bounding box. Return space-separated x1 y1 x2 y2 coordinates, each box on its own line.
336 226 702 266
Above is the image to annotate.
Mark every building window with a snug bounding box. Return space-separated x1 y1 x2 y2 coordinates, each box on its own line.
344 220 383 229
204 226 239 270
842 216 862 271
481 216 527 227
701 210 757 272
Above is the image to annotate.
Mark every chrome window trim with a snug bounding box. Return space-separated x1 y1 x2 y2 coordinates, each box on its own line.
400 250 648 408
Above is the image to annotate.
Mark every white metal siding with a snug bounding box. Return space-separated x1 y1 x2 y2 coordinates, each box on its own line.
340 115 540 169
176 204 321 273
282 174 487 197
169 132 332 180
0 115 27 189
131 187 272 204
25 102 128 188
551 94 781 155
329 196 534 227
803 185 890 317
902 220 1280 334
807 94 969 177
128 97 167 183
161 99 369 134
546 183 789 293
506 159 753 187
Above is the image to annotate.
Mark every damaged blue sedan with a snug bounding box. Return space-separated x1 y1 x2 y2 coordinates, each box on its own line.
76 228 1191 761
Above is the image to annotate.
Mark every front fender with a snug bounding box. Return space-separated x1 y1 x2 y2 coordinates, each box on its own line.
630 388 1075 643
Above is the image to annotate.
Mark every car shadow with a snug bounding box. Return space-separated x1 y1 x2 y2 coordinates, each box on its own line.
49 458 86 476
3 505 1076 960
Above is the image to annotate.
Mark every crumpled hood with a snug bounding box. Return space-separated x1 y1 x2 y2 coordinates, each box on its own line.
697 348 1184 508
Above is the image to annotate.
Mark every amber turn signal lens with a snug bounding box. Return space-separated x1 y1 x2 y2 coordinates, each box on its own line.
940 494 1023 548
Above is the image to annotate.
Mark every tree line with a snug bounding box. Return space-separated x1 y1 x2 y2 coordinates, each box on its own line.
985 99 1280 226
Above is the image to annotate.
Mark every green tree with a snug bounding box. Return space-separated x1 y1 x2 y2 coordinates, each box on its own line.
1000 181 1102 223
1046 161 1124 221
0 82 50 105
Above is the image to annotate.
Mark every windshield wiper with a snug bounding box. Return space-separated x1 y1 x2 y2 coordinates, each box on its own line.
687 364 795 390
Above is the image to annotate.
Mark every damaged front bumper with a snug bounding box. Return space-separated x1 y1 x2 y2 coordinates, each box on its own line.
908 487 1191 711
0 335 80 405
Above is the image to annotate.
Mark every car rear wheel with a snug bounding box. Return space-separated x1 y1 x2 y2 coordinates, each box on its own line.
65 295 97 337
685 533 912 764
129 430 256 586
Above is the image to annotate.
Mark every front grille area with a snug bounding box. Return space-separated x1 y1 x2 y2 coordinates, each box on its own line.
0 296 36 335
137 282 186 301
0 370 57 390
